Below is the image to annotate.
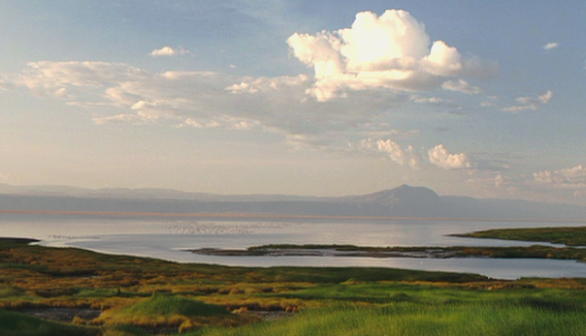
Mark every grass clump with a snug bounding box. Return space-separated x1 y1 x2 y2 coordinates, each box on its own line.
123 292 229 317
0 286 23 298
95 292 246 330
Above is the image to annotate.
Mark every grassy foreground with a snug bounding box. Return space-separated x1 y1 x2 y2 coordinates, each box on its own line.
2 238 586 335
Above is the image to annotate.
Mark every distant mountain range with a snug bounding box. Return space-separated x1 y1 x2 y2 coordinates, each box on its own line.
1 183 585 221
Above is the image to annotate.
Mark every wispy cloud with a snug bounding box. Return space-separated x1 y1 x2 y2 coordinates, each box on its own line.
150 46 190 57
0 75 13 90
543 42 559 50
12 61 407 151
502 90 553 113
411 95 453 104
534 164 586 189
441 79 482 95
538 90 553 104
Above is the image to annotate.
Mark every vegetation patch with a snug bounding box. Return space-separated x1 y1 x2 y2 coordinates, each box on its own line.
454 226 586 246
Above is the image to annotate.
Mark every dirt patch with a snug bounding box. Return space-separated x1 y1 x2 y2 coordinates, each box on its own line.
250 310 293 321
21 308 101 323
136 325 180 335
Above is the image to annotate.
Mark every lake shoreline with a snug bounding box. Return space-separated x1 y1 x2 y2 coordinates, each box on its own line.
189 246 460 259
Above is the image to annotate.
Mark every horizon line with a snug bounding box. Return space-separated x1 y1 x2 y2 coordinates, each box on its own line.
1 209 585 224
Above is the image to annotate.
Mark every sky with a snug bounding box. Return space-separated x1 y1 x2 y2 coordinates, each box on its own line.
0 1 585 205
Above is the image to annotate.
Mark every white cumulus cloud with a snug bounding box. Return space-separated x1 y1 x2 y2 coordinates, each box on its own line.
359 138 419 167
287 9 497 101
428 144 471 169
421 41 462 76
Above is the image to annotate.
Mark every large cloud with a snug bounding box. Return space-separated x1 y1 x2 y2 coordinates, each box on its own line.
287 10 497 101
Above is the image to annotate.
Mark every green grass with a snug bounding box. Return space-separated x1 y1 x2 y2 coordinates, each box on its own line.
102 324 152 336
0 286 24 298
185 281 586 336
188 304 586 336
0 309 99 336
188 297 586 336
274 281 586 306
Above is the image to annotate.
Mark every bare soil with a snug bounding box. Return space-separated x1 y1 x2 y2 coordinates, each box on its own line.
21 307 101 323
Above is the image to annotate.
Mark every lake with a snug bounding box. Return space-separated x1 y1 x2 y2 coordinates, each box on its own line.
1 213 586 280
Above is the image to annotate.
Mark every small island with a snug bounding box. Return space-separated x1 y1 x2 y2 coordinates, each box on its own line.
190 226 586 262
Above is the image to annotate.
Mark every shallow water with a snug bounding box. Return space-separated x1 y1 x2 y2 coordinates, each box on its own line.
1 214 585 279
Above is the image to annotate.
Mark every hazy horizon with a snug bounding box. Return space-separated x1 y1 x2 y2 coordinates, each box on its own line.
1 1 585 206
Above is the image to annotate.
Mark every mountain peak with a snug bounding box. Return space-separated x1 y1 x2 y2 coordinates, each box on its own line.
354 185 440 205
393 184 439 197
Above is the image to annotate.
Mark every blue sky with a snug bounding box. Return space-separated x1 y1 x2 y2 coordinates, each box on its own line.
0 1 585 205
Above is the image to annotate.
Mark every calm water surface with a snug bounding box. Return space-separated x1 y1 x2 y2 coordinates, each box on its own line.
1 214 585 280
